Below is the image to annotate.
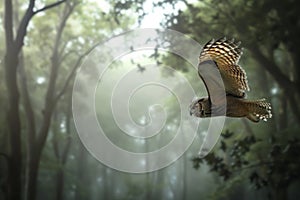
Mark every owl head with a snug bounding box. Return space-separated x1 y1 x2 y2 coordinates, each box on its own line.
189 97 211 117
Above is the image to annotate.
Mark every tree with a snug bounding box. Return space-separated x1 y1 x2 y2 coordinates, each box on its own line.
3 0 134 199
51 92 72 200
2 0 298 199
3 1 66 199
156 0 300 198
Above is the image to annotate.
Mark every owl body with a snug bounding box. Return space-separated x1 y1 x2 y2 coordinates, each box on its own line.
225 96 250 117
190 95 271 122
190 37 272 122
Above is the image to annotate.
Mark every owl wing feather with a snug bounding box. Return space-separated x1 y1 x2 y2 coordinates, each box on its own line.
199 37 249 98
220 63 249 97
198 60 227 116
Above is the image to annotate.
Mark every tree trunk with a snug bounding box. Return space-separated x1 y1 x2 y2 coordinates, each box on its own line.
75 146 87 200
24 151 41 200
102 166 108 199
4 0 67 200
278 93 288 130
0 154 10 200
55 168 65 200
4 50 22 200
53 93 72 200
248 47 300 123
24 4 73 200
4 2 22 199
271 187 287 200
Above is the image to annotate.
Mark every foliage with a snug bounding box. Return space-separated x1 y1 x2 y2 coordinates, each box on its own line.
154 0 300 198
1 0 300 200
193 130 300 191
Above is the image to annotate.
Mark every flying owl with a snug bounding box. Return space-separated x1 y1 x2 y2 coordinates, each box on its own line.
189 37 272 122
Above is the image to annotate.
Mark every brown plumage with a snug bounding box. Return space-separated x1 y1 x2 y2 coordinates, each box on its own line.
189 37 272 122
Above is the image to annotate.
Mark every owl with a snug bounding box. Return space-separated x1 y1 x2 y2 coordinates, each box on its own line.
189 37 272 122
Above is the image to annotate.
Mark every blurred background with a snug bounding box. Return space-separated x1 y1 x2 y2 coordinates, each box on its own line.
1 0 300 200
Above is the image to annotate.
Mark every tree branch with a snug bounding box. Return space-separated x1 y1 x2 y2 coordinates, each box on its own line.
62 93 72 165
58 50 77 65
58 38 77 57
247 46 297 92
52 113 60 160
36 2 74 152
247 46 300 123
231 161 274 173
15 0 67 53
286 90 300 123
18 52 37 147
14 0 36 52
54 42 101 104
33 0 66 15
53 2 74 54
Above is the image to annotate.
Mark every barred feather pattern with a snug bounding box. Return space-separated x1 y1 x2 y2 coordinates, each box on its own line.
199 37 243 66
198 37 249 96
192 37 273 122
248 99 272 121
226 64 249 92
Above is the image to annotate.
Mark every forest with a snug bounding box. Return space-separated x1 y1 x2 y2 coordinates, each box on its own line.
1 0 300 200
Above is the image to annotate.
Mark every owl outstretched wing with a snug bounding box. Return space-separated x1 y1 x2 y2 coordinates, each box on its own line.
199 37 249 98
197 60 227 116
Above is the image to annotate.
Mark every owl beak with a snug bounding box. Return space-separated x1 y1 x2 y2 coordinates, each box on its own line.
190 110 193 116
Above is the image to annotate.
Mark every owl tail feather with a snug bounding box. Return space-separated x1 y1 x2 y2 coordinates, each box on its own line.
246 99 272 123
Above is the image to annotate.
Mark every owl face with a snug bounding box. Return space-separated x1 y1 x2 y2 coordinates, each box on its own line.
189 98 210 117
